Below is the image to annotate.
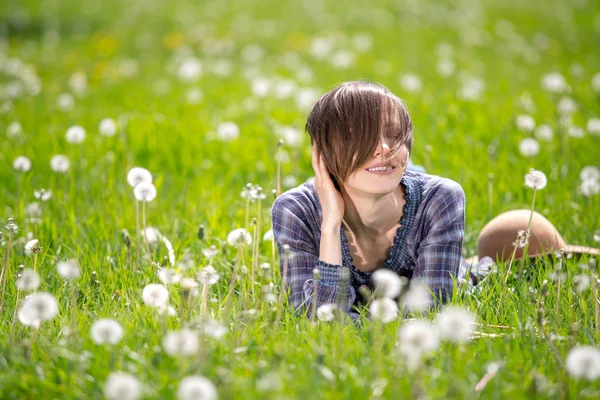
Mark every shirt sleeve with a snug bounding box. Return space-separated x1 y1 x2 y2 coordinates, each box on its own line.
271 193 357 319
412 181 466 305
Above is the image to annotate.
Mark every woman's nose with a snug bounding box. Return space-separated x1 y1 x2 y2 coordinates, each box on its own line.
374 137 391 156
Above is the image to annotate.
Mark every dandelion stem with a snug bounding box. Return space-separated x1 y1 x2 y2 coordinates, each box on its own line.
142 201 151 260
497 240 519 312
244 197 250 232
223 247 242 316
276 148 282 197
0 231 14 313
201 283 209 320
276 246 290 328
251 221 258 300
311 275 319 322
593 273 599 340
135 200 140 269
487 173 494 218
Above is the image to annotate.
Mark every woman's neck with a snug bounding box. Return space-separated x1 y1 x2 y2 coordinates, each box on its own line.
341 182 406 239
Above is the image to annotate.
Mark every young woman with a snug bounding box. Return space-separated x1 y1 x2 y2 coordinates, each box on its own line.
271 81 466 319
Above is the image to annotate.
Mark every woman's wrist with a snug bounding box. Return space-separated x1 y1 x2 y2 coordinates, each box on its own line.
321 221 341 234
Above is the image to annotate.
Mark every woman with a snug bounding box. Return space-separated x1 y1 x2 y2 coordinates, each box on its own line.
271 81 466 319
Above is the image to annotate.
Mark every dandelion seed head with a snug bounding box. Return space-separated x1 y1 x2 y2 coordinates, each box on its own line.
263 229 274 241
104 372 142 400
127 167 152 187
33 188 52 201
524 168 547 190
573 275 591 293
50 154 70 173
202 245 219 260
580 166 600 182
436 306 476 343
557 96 578 115
18 292 59 327
197 265 220 285
91 318 124 345
133 182 157 202
158 268 181 285
15 268 40 291
397 320 440 370
142 227 161 248
99 118 118 137
565 346 600 380
142 283 169 308
200 320 228 340
515 115 536 132
541 72 569 93
24 239 41 256
399 73 423 93
13 156 31 172
534 124 554 141
316 304 337 322
580 179 600 197
216 121 239 141
56 93 74 111
518 138 540 157
369 297 398 323
65 125 85 144
402 281 433 312
163 329 199 357
57 258 81 279
178 375 217 400
7 121 23 138
227 228 252 247
372 269 403 298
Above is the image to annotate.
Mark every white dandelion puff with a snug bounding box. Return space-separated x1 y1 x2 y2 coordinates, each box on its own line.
541 72 569 93
91 318 124 345
143 227 161 248
518 138 540 157
24 239 41 256
104 372 142 400
157 304 177 317
56 93 74 111
99 118 118 137
7 121 23 138
515 115 536 132
56 258 81 280
133 182 157 202
316 304 337 322
399 73 423 93
15 268 40 291
565 346 600 380
557 97 577 115
524 169 547 190
402 281 433 312
13 156 31 172
18 292 59 328
262 229 274 241
142 283 169 308
534 124 554 141
436 306 476 343
197 265 220 285
202 245 219 260
163 329 200 357
127 167 152 187
580 166 600 182
216 121 240 141
178 376 217 400
372 269 403 298
369 297 398 323
397 320 440 370
50 154 70 173
65 125 86 144
158 268 182 285
587 118 600 135
200 319 228 340
580 179 600 197
178 57 203 82
227 228 252 247
33 189 52 201
573 275 591 293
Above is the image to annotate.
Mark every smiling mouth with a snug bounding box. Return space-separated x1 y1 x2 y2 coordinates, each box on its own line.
366 166 395 172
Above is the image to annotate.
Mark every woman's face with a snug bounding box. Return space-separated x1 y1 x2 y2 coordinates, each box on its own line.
343 134 410 196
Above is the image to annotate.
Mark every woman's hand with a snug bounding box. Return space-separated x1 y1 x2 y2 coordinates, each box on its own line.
312 145 345 230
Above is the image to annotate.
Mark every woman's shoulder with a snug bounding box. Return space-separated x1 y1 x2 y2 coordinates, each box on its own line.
271 179 320 217
404 170 465 205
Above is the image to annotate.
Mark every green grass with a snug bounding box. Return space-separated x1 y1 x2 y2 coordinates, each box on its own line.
1 0 600 398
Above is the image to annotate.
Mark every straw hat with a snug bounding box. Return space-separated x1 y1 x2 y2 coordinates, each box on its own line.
470 209 599 264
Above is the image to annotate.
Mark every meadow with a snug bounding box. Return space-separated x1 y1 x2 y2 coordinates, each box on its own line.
1 0 600 398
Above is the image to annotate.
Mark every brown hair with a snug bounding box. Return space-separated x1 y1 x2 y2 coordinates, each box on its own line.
305 81 413 184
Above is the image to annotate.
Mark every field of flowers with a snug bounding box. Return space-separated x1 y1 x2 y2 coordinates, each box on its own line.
1 0 600 398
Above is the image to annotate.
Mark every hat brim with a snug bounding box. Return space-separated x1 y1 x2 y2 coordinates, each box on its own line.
467 245 599 266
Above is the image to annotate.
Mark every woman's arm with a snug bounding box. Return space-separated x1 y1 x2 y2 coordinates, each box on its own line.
413 181 466 305
271 195 357 318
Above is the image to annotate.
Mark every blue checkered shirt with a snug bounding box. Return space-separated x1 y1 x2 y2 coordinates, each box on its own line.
270 170 466 319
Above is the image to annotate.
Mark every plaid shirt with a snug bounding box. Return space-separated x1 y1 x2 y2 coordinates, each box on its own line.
271 170 466 319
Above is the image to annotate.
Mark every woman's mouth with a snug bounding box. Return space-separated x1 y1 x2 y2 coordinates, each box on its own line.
366 166 396 175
